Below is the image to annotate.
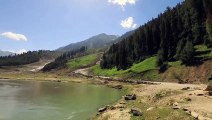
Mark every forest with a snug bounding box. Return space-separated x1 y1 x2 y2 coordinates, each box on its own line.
101 0 212 70
0 50 58 66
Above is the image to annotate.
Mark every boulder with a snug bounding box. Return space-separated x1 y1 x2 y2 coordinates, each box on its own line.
146 107 154 111
173 102 179 106
196 93 204 96
205 84 212 96
114 104 125 109
185 111 191 115
124 94 136 100
98 107 107 113
172 102 180 109
182 108 189 111
191 111 199 119
205 85 212 91
130 108 143 116
205 86 212 91
185 97 192 101
172 106 181 109
109 106 116 110
120 101 126 104
182 87 190 90
104 80 109 84
113 85 123 89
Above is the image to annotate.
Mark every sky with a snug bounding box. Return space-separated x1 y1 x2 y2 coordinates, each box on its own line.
0 0 183 53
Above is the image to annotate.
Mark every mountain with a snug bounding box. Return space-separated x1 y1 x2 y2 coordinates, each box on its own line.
57 33 118 52
0 50 14 57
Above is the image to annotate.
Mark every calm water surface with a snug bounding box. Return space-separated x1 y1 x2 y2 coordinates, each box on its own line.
0 80 123 120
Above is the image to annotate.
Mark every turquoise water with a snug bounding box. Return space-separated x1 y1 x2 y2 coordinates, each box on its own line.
0 80 123 120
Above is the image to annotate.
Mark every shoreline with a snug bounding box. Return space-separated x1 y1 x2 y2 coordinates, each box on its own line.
0 72 212 120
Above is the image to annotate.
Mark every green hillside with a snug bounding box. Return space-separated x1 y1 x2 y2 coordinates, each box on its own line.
67 54 98 69
90 56 159 80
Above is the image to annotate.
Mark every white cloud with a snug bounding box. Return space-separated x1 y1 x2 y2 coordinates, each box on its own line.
108 0 136 8
121 17 137 29
1 32 27 41
8 49 27 54
17 49 27 54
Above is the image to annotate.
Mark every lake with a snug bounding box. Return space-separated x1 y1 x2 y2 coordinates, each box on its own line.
0 80 123 120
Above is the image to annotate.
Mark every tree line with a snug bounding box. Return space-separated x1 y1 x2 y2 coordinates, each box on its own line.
0 50 57 66
101 0 212 70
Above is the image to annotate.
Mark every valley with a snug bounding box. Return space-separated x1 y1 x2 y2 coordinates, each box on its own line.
0 0 211 120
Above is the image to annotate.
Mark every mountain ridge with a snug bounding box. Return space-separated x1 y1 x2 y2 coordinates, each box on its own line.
57 33 119 52
0 50 14 57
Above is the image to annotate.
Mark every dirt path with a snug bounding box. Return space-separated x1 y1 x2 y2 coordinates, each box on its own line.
73 67 90 76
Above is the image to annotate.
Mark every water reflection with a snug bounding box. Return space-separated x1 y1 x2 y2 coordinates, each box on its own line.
0 80 123 120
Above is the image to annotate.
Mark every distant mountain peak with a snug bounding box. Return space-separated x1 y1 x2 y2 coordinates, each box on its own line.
0 50 14 57
57 33 118 52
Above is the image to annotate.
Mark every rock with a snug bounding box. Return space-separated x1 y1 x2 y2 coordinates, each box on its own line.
191 111 199 119
185 111 191 115
182 108 189 111
105 105 110 108
57 80 62 82
147 107 154 111
172 102 181 109
182 87 190 90
113 85 123 89
124 94 136 100
120 101 126 104
156 116 161 119
173 106 181 109
109 106 116 110
205 85 212 91
197 93 204 96
104 81 109 84
98 107 107 113
173 102 179 106
114 104 125 109
130 108 143 116
188 93 193 95
185 97 192 101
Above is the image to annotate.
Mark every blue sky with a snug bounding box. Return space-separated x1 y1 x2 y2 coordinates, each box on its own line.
0 0 183 53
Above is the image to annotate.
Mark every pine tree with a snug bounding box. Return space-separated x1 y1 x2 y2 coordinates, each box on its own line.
205 19 212 47
180 38 195 64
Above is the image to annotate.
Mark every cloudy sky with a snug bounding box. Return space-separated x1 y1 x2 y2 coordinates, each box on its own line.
0 0 183 53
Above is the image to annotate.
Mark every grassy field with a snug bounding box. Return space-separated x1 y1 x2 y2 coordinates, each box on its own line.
128 98 193 120
90 56 159 80
67 54 98 69
195 45 212 59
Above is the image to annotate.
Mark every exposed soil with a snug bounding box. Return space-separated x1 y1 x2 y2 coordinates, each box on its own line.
97 82 212 120
162 60 212 83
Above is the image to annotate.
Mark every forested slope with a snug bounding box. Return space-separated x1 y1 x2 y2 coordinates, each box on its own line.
0 50 60 66
101 0 212 70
